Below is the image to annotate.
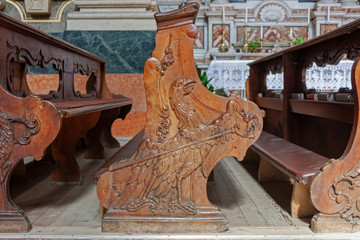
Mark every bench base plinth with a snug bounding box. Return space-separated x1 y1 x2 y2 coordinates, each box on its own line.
311 213 360 233
0 211 31 233
102 206 229 233
291 182 316 218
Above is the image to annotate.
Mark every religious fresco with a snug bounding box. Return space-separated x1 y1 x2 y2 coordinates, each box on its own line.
213 24 230 48
194 26 204 49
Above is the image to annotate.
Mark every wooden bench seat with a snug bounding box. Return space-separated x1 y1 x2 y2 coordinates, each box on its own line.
250 131 329 218
247 17 360 233
0 12 132 232
53 98 132 118
252 131 329 184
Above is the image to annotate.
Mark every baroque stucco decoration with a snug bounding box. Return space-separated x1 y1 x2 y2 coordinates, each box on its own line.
258 3 288 22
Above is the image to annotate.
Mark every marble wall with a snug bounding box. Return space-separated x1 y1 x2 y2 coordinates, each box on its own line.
52 31 156 74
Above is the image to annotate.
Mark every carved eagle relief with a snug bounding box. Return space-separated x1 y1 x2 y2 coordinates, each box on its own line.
97 3 263 219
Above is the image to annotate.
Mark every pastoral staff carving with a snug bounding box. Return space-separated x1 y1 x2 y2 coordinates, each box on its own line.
96 3 263 233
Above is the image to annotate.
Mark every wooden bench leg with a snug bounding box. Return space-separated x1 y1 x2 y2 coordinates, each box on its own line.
101 104 132 148
51 113 100 184
258 157 291 182
0 161 31 232
291 182 317 218
10 159 26 184
84 108 121 159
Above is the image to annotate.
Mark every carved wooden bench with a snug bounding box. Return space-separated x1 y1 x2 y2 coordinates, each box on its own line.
247 18 360 233
0 12 132 232
93 3 263 233
251 131 329 218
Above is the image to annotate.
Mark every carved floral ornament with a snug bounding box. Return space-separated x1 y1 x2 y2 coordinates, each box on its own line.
259 3 287 22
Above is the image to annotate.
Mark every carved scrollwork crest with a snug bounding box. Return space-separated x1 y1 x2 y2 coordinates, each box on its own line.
73 63 98 98
265 63 283 75
304 45 360 69
0 110 40 184
6 41 64 99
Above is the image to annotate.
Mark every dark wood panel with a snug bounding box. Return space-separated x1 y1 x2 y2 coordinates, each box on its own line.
255 97 283 111
289 99 354 123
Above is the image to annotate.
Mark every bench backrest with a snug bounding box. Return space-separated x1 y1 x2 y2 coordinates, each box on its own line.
248 19 360 231
0 12 112 101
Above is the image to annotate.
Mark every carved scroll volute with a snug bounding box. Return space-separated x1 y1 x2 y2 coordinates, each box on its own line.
0 85 60 214
310 56 360 221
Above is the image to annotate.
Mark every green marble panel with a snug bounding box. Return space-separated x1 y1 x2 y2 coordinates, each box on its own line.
52 31 156 74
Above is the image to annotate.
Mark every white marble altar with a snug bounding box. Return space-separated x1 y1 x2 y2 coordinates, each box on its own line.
206 59 354 99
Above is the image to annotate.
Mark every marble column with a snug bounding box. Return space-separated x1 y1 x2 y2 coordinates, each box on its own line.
67 0 157 30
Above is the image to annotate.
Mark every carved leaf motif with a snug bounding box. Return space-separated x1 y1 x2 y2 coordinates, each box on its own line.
160 47 175 72
157 105 171 142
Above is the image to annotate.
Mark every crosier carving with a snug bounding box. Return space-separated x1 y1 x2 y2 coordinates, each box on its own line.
0 110 40 183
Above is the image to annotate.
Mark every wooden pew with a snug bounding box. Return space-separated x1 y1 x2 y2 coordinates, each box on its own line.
0 12 132 232
247 18 360 233
93 3 263 233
